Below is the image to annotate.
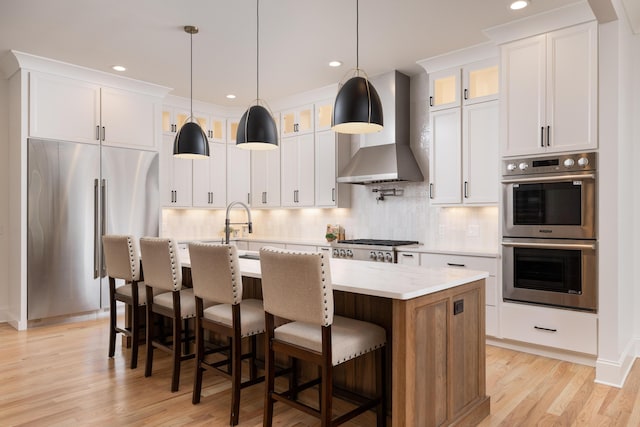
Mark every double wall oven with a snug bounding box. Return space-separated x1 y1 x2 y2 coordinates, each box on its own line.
502 152 597 312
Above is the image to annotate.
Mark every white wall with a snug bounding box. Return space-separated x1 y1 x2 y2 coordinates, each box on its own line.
161 72 500 253
0 78 8 321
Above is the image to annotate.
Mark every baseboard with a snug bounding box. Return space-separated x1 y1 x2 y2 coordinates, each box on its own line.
594 338 636 388
486 337 597 366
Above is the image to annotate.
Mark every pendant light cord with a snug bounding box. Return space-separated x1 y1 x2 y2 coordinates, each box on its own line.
356 0 359 71
190 30 194 118
256 0 260 102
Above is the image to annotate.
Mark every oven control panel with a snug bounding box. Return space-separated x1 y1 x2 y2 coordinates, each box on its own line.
332 248 395 263
503 152 596 176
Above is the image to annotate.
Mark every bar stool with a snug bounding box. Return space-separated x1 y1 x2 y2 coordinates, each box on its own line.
189 242 265 426
139 237 196 392
259 246 387 427
102 234 145 369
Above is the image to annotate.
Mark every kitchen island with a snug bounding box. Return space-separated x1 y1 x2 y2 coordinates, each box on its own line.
182 251 490 426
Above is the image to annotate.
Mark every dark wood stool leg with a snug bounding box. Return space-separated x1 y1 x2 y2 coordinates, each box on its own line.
171 296 182 392
320 326 333 427
230 304 242 426
130 303 140 369
264 314 275 427
108 279 117 358
192 299 204 404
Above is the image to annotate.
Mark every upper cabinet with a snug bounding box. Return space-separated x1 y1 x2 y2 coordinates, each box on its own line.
162 108 226 143
428 59 499 111
251 148 280 208
226 117 251 205
192 141 227 208
280 103 314 137
281 133 315 207
428 59 499 206
160 135 192 207
29 71 160 150
315 99 334 132
501 21 597 156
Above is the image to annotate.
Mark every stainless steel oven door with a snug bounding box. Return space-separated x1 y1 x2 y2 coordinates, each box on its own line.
502 238 597 312
502 172 596 239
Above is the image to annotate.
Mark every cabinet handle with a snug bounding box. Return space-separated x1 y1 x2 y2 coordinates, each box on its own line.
546 125 550 147
402 253 414 257
262 191 267 204
102 126 105 141
463 88 468 100
540 127 544 147
96 125 100 141
247 193 251 205
429 96 434 107
447 262 466 267
332 188 336 202
464 181 468 198
429 183 434 199
534 326 557 333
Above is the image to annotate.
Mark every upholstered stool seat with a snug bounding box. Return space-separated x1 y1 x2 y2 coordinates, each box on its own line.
102 234 146 369
260 246 387 427
189 242 265 426
152 288 197 318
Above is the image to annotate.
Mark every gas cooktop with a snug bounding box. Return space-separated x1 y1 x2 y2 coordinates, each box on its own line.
337 239 419 247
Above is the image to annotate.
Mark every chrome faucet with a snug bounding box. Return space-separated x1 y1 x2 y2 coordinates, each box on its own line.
225 201 253 244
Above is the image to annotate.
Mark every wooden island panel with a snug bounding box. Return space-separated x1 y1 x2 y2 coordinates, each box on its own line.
393 279 489 427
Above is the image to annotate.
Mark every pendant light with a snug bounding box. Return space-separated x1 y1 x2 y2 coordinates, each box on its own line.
236 0 278 150
173 25 210 159
331 0 383 134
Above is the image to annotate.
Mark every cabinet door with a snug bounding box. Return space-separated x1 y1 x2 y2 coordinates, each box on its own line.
227 144 251 205
29 72 101 144
463 59 499 105
281 137 298 206
315 99 334 132
227 117 240 144
429 68 460 111
281 134 314 207
429 108 461 204
546 22 597 153
315 131 337 207
101 87 158 150
463 101 499 204
501 35 546 156
207 117 226 143
281 104 314 137
296 134 315 206
162 106 190 135
192 142 226 208
251 149 280 207
160 135 192 207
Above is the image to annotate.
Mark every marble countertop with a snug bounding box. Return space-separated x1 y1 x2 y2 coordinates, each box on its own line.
178 248 489 301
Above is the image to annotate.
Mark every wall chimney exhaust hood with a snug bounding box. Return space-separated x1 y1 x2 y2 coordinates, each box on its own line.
337 70 423 185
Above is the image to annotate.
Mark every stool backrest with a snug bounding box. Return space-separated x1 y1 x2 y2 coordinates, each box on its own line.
189 243 241 305
139 237 182 292
102 235 141 282
260 246 333 327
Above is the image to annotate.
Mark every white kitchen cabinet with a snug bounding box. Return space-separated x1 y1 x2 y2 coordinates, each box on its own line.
160 135 192 207
429 108 462 204
420 252 499 337
162 106 190 136
428 59 498 111
462 100 499 204
192 142 227 208
247 241 285 252
251 148 280 207
280 103 314 137
30 71 159 150
226 117 251 205
429 99 498 205
501 21 597 156
227 117 240 144
281 134 315 207
315 99 334 132
501 303 597 355
285 244 317 252
163 107 225 143
397 252 420 266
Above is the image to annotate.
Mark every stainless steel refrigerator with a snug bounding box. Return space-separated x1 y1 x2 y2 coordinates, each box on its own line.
27 138 159 321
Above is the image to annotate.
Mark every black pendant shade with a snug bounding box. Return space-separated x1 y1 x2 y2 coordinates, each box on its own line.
332 75 383 134
236 105 278 150
173 121 210 159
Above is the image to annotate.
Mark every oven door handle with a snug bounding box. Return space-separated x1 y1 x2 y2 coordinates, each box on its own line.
502 241 596 250
501 173 595 184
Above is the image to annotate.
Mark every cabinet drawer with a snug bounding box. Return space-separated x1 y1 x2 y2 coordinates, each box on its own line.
501 303 597 355
285 244 317 252
397 252 420 266
247 242 285 252
420 253 497 276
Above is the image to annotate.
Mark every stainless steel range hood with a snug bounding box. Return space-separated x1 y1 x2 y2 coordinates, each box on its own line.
337 70 424 185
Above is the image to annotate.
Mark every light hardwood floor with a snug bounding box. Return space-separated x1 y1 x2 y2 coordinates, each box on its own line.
2 318 640 426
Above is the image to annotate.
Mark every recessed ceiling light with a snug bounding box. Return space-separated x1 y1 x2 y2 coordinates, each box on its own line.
510 0 529 10
329 61 343 67
226 94 236 99
112 65 126 72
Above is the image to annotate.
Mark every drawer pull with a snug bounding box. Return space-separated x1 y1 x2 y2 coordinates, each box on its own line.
402 254 414 257
534 326 557 333
447 262 466 267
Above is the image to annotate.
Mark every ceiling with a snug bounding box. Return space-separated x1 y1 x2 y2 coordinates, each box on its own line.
0 0 594 106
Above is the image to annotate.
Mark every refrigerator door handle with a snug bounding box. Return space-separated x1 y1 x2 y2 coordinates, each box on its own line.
93 179 100 279
100 179 107 278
